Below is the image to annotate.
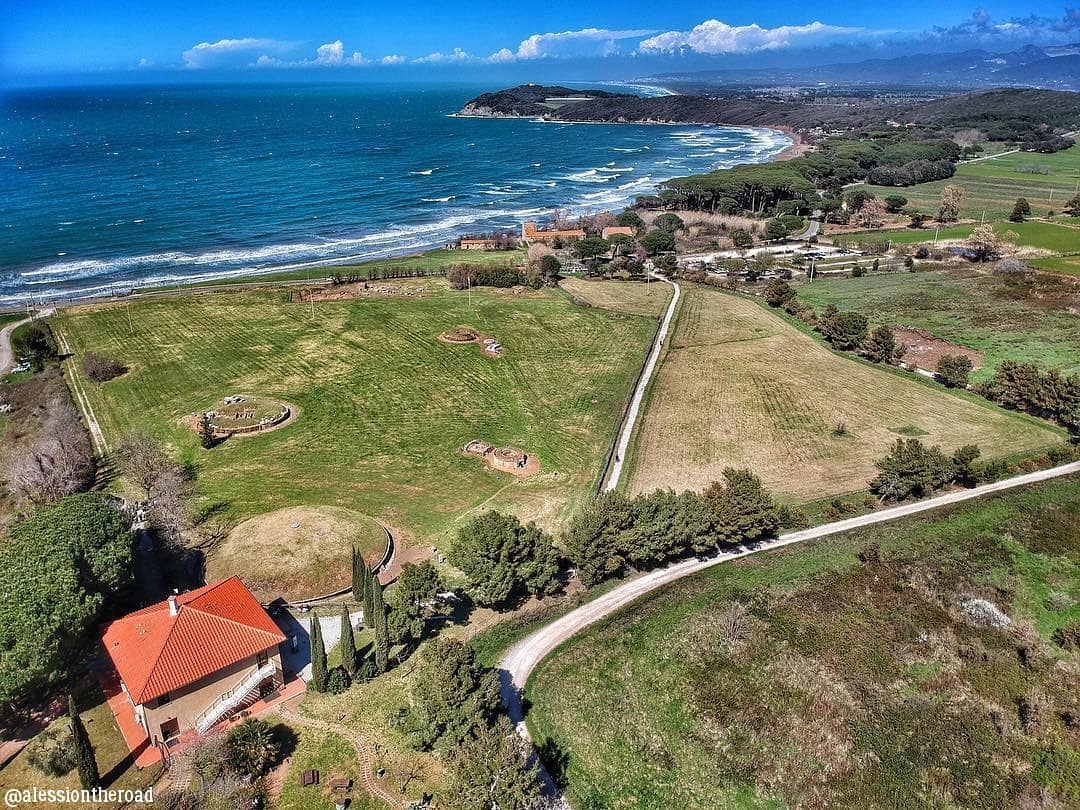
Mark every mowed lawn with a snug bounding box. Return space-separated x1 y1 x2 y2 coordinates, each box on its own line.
525 478 1080 809
624 285 1062 502
55 280 659 545
796 269 1080 378
864 145 1080 220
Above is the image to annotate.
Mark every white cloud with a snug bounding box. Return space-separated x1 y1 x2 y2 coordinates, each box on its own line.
136 57 154 68
414 47 471 63
487 48 517 63
380 54 406 65
315 40 365 65
514 27 656 59
638 19 861 54
182 37 286 68
254 40 367 68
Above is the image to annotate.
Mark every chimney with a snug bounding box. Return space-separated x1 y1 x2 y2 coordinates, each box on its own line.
167 594 179 617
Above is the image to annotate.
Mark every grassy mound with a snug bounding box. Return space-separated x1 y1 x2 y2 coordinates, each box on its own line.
206 505 386 602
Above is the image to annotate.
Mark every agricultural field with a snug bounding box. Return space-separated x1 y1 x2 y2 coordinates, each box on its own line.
863 144 1080 221
796 268 1080 378
525 477 1080 809
623 285 1062 502
559 276 673 317
54 278 659 557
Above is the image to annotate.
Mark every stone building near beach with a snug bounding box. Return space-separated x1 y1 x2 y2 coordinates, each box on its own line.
521 220 585 244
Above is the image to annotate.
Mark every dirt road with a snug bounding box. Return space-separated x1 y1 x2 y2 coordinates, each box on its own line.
603 271 680 491
0 317 29 376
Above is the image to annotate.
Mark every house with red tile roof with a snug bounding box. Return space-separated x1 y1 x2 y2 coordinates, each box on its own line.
101 576 286 748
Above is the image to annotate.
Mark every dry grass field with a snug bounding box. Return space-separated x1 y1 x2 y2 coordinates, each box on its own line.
558 277 673 317
205 505 388 602
625 285 1062 501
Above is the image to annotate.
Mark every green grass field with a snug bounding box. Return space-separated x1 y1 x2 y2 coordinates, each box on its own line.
54 279 658 551
841 220 1080 253
864 145 1080 221
140 247 525 291
623 285 1061 502
796 269 1080 379
525 477 1080 809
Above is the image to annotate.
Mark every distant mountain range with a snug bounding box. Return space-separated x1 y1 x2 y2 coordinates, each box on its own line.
651 44 1080 92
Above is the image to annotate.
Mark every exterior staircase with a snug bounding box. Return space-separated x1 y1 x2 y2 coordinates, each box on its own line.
194 661 276 733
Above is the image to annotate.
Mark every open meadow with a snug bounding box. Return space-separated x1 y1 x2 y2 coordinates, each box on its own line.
525 477 1080 809
864 144 1080 221
624 285 1063 502
796 268 1080 379
54 278 660 557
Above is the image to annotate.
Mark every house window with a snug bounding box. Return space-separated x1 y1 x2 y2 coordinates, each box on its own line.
257 650 268 668
158 692 171 706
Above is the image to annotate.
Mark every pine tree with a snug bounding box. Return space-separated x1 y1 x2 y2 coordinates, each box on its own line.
339 603 356 677
371 570 389 672
309 614 328 692
70 696 99 789
362 565 375 630
351 546 366 604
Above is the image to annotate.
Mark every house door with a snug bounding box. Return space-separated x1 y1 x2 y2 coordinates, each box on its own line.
160 717 180 745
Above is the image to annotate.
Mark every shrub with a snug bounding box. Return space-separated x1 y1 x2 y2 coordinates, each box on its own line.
1052 621 1080 652
26 722 77 777
936 354 973 388
81 352 126 383
226 718 279 777
325 666 351 694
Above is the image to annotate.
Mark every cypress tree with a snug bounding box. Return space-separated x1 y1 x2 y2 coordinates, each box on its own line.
372 570 389 673
309 614 328 692
339 603 356 677
362 566 375 631
70 696 99 789
351 546 366 603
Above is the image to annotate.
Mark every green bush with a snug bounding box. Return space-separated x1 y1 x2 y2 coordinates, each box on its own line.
26 722 77 777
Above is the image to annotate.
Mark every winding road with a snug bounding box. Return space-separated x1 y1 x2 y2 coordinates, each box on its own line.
0 316 30 376
500 460 1080 742
603 271 680 491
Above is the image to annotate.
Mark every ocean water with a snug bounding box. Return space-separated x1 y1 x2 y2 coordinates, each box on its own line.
0 83 790 305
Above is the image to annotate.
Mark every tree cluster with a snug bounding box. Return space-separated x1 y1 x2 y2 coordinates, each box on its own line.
11 322 59 373
869 439 983 501
0 494 134 714
564 470 783 587
979 361 1080 434
451 512 559 607
446 262 539 290
398 639 544 808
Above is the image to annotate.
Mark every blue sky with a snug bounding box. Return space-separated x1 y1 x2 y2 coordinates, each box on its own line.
3 1 1078 83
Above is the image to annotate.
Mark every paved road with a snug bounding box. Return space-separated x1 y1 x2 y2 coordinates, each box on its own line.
501 460 1080 740
788 210 822 241
0 316 29 376
603 271 680 491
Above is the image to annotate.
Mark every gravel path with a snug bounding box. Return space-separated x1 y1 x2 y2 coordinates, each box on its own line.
603 271 680 492
274 703 405 809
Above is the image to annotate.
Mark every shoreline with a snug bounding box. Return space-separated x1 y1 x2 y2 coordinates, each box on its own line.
2 121 795 311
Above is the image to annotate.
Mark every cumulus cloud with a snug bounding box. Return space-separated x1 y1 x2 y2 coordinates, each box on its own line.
381 54 406 65
183 37 288 68
639 19 861 54
487 48 516 63
254 39 366 68
414 47 471 63
513 27 656 59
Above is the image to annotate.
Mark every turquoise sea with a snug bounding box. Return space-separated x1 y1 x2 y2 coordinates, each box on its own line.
0 82 790 305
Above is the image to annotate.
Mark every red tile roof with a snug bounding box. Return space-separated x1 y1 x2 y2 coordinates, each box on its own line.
101 576 285 704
